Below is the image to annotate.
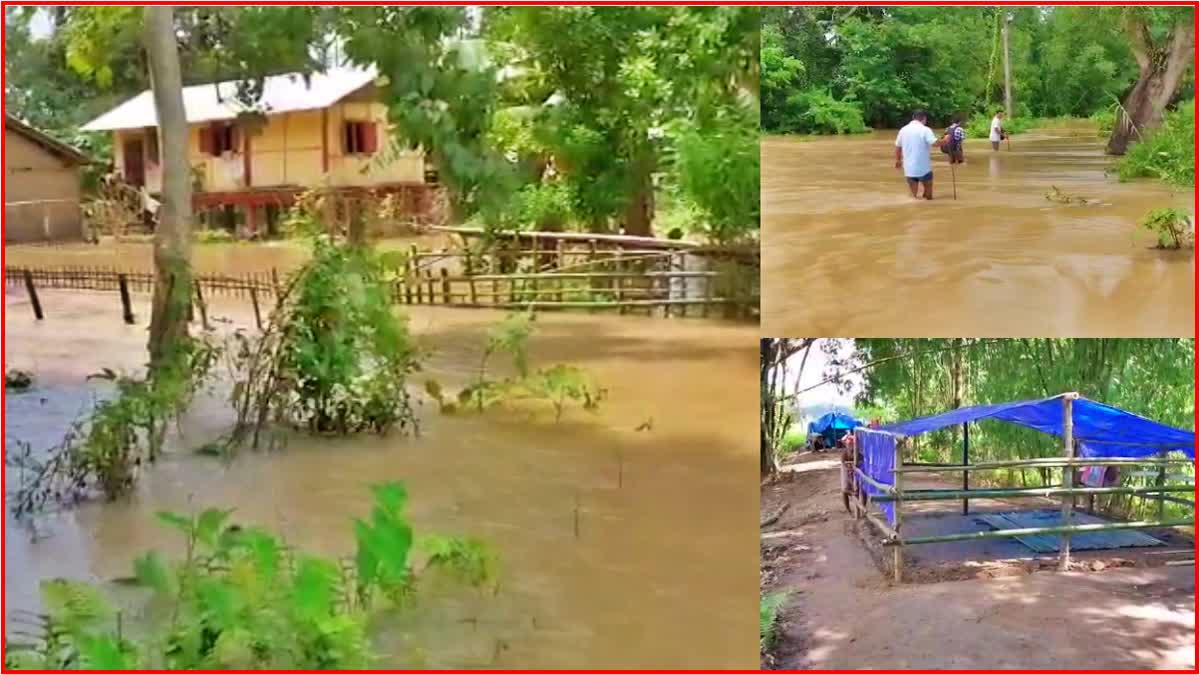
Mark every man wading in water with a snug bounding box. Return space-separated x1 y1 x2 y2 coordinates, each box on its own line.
894 110 947 200
943 116 966 165
990 110 1006 150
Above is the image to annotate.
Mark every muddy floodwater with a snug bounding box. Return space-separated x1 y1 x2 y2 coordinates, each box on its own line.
4 290 759 668
762 129 1195 337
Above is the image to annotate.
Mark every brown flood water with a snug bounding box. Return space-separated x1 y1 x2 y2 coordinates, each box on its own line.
3 233 450 276
762 129 1195 337
4 290 759 668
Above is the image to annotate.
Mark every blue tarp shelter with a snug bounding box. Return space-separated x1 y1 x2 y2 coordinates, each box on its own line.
808 412 863 446
855 394 1195 526
879 394 1195 459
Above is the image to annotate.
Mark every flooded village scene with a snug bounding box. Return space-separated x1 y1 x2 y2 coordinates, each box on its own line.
2 6 761 669
761 6 1195 337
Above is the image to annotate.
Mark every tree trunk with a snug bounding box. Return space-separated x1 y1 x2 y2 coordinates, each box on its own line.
144 6 193 367
761 339 779 478
622 151 655 237
1106 19 1194 155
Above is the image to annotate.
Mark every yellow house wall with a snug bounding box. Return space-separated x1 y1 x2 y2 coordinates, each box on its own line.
4 129 83 241
112 98 423 193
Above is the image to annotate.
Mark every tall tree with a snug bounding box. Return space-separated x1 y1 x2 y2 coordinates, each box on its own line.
1106 7 1195 155
143 6 193 366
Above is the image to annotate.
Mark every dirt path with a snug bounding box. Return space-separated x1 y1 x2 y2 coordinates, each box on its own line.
761 454 1196 670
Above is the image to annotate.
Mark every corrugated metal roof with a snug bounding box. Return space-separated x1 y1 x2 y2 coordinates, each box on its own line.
81 66 379 132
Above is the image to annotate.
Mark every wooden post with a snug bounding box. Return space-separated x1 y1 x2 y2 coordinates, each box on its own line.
615 248 625 315
852 432 862 521
118 273 135 324
425 269 435 304
249 286 263 330
23 269 43 320
893 438 904 583
962 422 970 515
404 258 414 304
1059 394 1076 571
440 267 451 304
1156 450 1167 521
194 282 210 330
271 267 282 297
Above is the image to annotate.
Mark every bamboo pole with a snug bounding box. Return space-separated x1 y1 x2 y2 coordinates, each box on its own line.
852 432 862 521
893 439 904 583
962 422 970 515
853 467 895 495
870 484 1193 503
892 457 1192 473
1060 395 1076 571
249 287 263 330
118 273 135 324
22 269 43 320
440 267 451 304
194 283 209 330
1157 450 1168 521
889 518 1194 547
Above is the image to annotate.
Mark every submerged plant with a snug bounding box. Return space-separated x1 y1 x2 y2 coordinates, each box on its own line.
5 482 493 670
229 216 421 447
1138 207 1194 250
436 312 605 421
9 336 222 515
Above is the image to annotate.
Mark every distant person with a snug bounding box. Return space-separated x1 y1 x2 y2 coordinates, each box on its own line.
943 116 966 164
990 110 1006 151
894 110 946 200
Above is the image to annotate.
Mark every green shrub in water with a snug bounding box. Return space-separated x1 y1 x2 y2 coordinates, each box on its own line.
1117 103 1195 187
9 337 221 515
230 233 421 444
784 89 870 135
427 312 604 421
5 482 493 670
1138 207 1194 250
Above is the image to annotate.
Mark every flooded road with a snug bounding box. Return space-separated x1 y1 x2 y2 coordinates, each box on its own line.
4 290 759 668
762 129 1195 337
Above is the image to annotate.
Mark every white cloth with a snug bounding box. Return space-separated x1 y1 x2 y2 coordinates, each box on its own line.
990 116 1003 142
895 120 937 178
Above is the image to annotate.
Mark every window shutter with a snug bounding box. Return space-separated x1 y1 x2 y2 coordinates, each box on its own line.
363 123 378 154
199 126 212 156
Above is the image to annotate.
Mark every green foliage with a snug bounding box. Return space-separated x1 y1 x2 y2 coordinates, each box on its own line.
442 312 605 421
762 6 1150 131
9 336 221 515
667 108 761 243
231 214 421 441
759 591 789 651
963 115 1035 139
497 182 574 231
5 483 493 670
1117 103 1195 187
1138 208 1194 250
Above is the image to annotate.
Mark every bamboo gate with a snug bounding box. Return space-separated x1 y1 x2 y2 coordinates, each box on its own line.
847 394 1196 583
4 231 760 324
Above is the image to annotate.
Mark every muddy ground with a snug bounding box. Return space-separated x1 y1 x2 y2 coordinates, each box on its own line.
761 453 1196 670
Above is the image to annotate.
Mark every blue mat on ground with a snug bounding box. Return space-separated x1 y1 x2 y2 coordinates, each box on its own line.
975 509 1165 553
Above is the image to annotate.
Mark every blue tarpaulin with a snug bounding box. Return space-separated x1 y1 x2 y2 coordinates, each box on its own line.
809 412 863 445
879 394 1195 459
856 428 897 524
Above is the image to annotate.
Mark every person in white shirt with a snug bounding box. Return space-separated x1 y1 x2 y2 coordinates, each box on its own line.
894 110 947 200
990 110 1005 150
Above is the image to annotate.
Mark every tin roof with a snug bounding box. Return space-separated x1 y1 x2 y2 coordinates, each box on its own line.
81 66 379 132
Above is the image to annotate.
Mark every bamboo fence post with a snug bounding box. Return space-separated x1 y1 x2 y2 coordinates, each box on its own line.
491 249 500 306
852 432 862 521
194 282 210 330
425 269 435 304
615 248 625 315
23 269 43 320
250 286 263 330
1059 394 1076 571
118 273 135 324
962 422 970 515
587 239 598 308
893 439 904 583
440 268 451 304
1156 450 1168 521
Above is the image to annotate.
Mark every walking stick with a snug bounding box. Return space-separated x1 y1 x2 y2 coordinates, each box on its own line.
951 160 958 200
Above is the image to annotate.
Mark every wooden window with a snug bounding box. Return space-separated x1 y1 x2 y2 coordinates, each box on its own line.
198 122 238 156
342 121 378 155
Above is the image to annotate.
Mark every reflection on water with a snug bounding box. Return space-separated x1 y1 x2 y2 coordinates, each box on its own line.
762 129 1195 337
4 291 759 668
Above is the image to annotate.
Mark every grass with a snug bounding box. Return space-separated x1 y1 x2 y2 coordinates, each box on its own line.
760 591 791 651
1116 103 1195 187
